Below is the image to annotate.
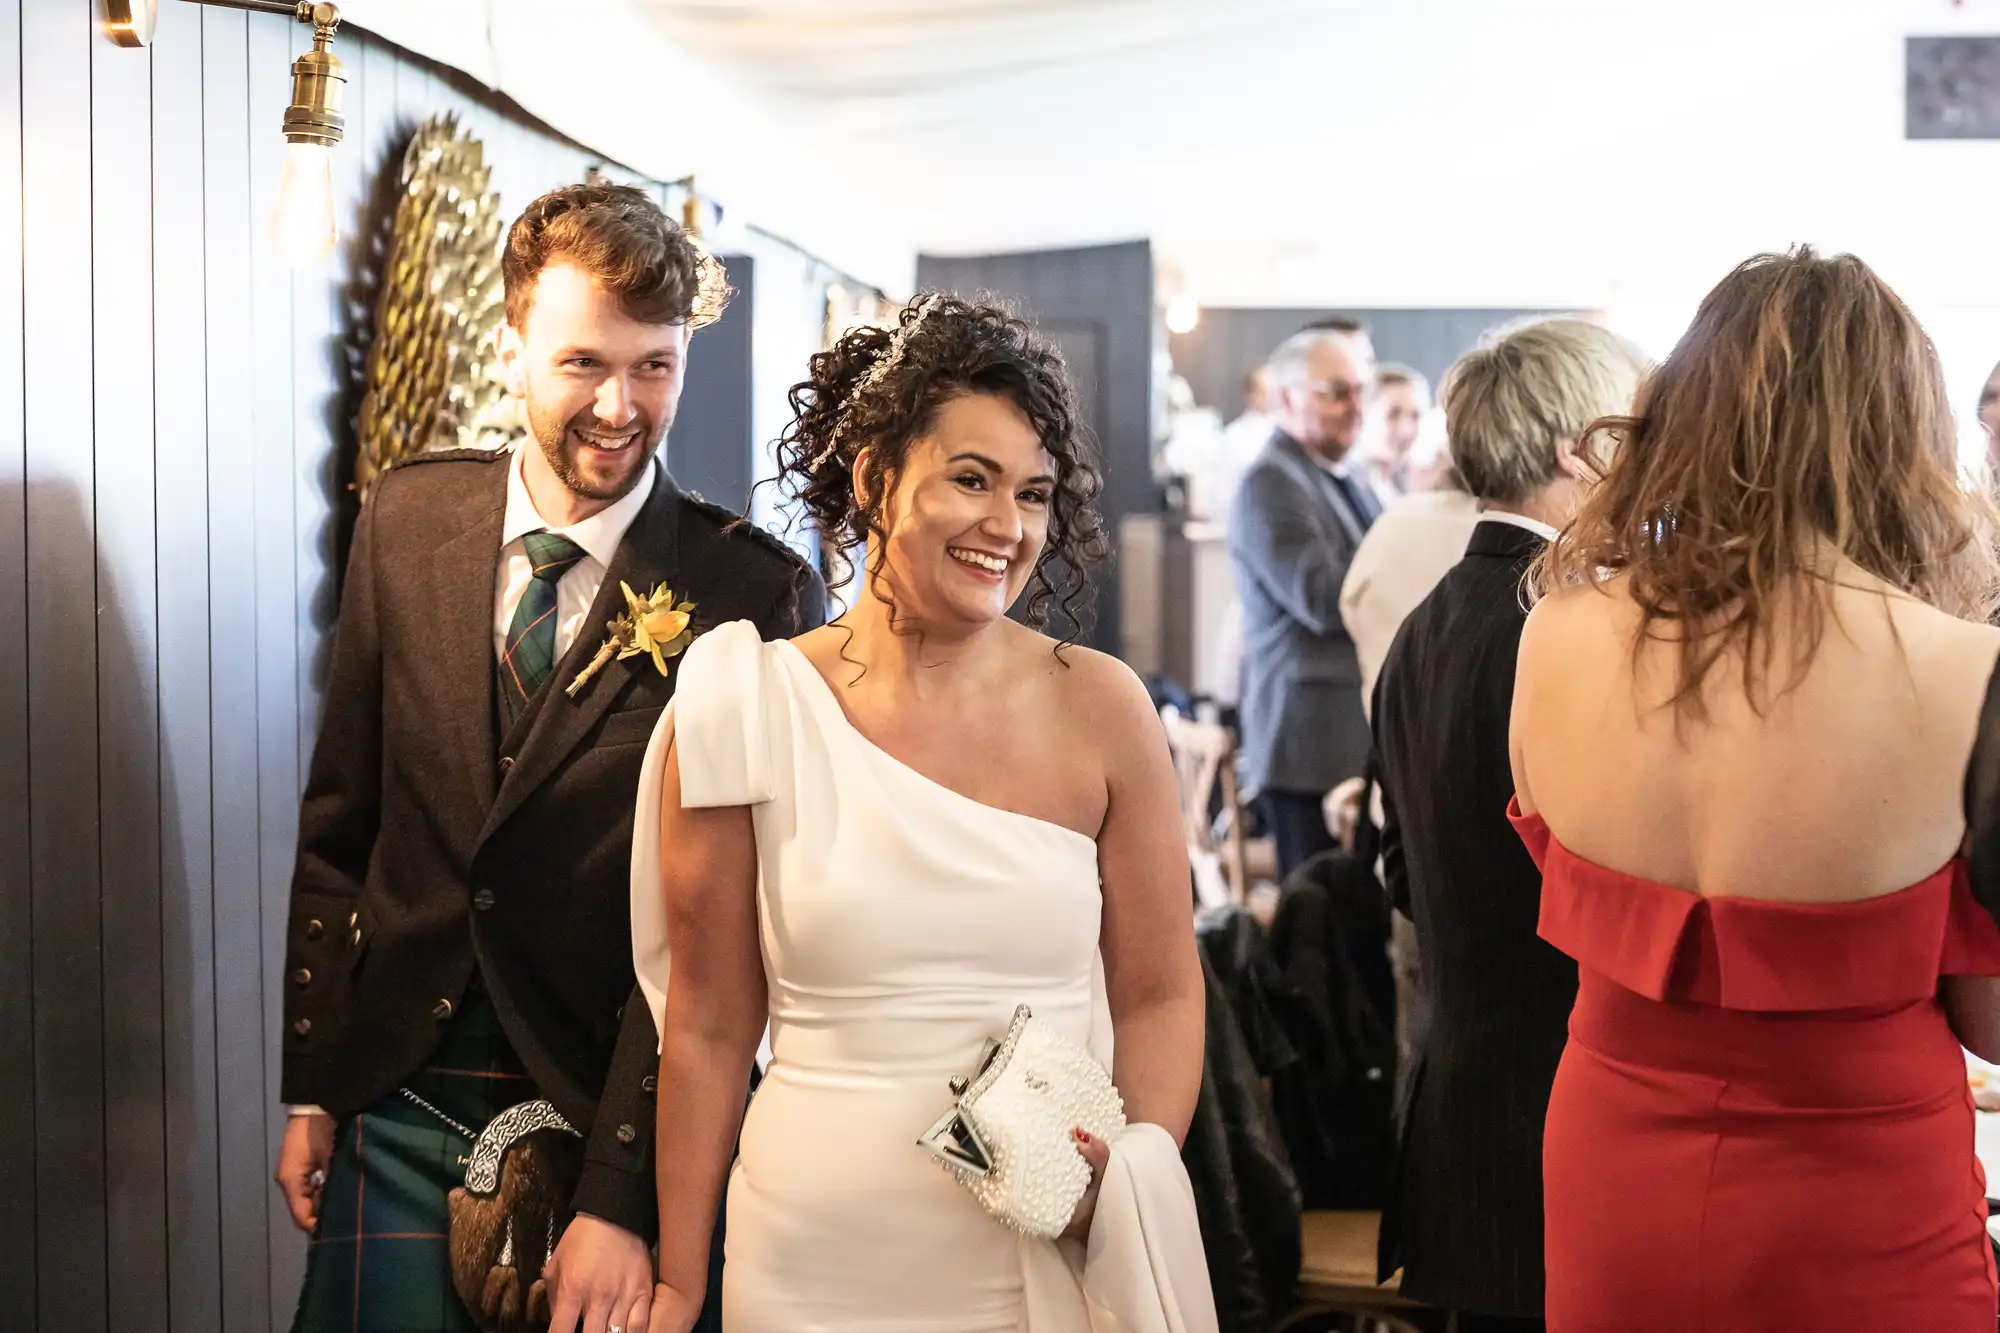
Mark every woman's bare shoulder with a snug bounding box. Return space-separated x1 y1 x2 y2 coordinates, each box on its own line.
1028 633 1159 738
1520 576 1631 668
1885 595 2000 688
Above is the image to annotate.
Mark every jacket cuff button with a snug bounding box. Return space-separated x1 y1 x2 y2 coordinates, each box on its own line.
304 919 324 941
615 1123 637 1145
432 999 454 1022
641 1075 657 1094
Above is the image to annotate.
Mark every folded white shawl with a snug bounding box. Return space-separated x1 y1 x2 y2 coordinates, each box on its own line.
1022 1122 1221 1332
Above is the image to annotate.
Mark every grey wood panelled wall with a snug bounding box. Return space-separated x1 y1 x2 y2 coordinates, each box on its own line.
917 241 1157 656
669 255 757 511
1169 306 1562 420
0 3 631 1328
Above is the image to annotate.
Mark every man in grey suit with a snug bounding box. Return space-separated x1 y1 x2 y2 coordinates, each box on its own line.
1227 327 1381 878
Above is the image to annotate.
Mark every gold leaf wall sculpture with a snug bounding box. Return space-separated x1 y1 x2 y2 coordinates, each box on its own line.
353 111 517 503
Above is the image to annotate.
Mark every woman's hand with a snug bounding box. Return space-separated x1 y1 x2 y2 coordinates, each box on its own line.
645 1281 702 1333
1060 1127 1112 1243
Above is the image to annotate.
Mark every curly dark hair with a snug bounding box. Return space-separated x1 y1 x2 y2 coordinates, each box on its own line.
772 292 1109 643
502 182 731 331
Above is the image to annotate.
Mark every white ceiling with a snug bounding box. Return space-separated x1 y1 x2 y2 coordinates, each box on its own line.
634 0 2000 311
351 1 2000 310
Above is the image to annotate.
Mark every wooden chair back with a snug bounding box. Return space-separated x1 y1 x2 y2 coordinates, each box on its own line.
1159 706 1250 906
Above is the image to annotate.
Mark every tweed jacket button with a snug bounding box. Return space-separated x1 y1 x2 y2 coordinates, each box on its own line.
433 998 454 1022
498 755 515 775
615 1123 637 1145
472 889 495 911
294 968 311 988
292 1018 312 1036
641 1075 657 1094
304 919 323 941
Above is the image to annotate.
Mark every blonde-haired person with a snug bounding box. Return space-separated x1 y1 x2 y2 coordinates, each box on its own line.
1513 249 2000 1332
1369 316 1647 1331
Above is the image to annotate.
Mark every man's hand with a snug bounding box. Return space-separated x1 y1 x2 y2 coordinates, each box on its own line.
1325 777 1368 853
543 1213 654 1333
274 1111 336 1234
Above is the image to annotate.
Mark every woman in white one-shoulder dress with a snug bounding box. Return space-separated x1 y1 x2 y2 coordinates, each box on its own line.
631 294 1214 1332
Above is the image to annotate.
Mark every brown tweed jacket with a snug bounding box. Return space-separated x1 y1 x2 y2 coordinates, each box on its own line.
280 447 824 1239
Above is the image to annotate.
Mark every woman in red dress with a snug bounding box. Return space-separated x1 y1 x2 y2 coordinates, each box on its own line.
1509 247 2000 1332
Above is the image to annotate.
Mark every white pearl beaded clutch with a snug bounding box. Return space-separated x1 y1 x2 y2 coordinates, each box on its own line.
916 1004 1127 1239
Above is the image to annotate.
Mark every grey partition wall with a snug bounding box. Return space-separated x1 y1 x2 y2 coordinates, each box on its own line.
1170 306 1563 418
670 254 757 513
0 3 658 1328
917 240 1157 656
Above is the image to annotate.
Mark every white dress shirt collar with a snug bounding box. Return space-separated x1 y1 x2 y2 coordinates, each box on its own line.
501 443 657 562
1478 508 1560 542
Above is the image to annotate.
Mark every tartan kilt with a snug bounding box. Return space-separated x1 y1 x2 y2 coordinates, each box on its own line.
290 986 536 1333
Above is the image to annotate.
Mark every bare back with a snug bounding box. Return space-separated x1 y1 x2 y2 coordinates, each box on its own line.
1512 568 2000 903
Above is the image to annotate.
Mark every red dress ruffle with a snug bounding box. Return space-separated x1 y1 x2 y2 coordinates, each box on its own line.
1512 799 2000 1332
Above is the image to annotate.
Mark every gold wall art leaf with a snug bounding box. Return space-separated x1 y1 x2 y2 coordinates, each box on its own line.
353 111 517 503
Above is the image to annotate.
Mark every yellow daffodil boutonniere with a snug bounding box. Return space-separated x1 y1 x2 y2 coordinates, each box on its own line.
565 582 696 698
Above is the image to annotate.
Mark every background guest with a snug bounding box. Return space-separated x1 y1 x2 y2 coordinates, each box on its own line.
1228 326 1381 878
1341 460 1480 715
1372 316 1647 1332
1361 362 1431 506
1224 364 1275 456
1979 356 2000 468
1210 363 1278 523
1301 313 1377 365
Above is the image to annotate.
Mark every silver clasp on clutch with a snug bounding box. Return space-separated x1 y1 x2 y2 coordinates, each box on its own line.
916 1010 1030 1177
917 1106 993 1176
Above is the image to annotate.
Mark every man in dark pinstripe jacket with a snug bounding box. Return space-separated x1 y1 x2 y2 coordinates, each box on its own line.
1371 318 1648 1330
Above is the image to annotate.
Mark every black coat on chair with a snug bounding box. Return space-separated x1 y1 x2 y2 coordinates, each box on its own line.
1189 911 1305 1333
1266 850 1398 1211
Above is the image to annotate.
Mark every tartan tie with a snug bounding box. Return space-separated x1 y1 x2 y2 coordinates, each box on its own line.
499 531 587 726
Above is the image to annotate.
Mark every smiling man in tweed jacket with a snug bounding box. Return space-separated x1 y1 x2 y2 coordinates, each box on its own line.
273 183 824 1333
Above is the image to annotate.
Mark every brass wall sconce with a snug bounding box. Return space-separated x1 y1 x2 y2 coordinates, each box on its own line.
103 0 347 265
